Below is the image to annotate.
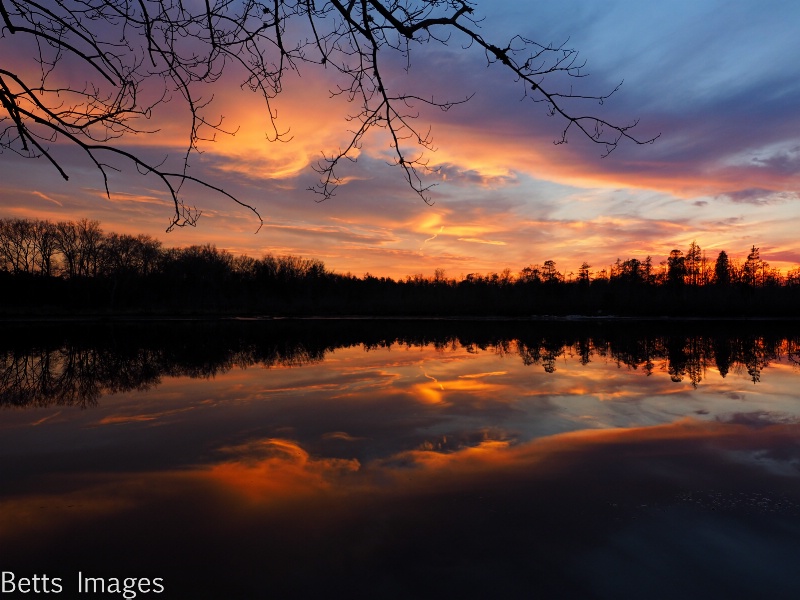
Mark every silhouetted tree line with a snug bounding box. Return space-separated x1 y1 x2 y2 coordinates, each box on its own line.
2 218 800 316
2 319 799 407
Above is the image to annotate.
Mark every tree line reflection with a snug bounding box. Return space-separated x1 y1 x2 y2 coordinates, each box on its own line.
2 320 799 407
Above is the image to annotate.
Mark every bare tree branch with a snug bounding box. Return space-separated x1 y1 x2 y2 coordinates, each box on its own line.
0 0 658 228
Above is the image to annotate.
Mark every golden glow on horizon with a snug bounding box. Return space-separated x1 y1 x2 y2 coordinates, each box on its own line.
3 25 799 283
2 72 798 280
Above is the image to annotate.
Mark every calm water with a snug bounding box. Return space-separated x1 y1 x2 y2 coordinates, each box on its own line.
2 320 800 599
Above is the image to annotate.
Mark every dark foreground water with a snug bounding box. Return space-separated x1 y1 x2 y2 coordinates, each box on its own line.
1 319 800 599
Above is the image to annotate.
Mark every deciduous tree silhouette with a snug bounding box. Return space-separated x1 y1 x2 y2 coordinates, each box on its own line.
1 0 657 230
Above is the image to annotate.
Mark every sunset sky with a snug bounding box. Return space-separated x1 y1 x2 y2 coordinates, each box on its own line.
2 0 799 279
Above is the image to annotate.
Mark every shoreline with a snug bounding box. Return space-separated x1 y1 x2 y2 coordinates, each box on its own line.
3 313 800 323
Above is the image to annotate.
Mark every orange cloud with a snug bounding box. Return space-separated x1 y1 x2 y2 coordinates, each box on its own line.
207 438 361 504
458 237 507 245
3 416 799 578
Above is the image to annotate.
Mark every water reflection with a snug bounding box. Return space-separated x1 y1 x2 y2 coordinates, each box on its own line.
3 319 799 407
1 319 800 599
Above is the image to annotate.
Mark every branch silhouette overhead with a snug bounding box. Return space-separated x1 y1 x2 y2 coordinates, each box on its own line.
0 1 657 229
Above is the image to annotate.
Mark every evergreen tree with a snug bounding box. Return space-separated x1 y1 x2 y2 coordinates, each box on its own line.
714 250 731 285
686 241 702 285
578 262 591 284
743 246 761 287
667 249 686 285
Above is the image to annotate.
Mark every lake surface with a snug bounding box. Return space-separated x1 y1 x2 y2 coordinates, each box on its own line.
2 319 800 599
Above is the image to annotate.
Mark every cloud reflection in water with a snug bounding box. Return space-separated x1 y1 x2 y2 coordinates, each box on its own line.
1 323 800 598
